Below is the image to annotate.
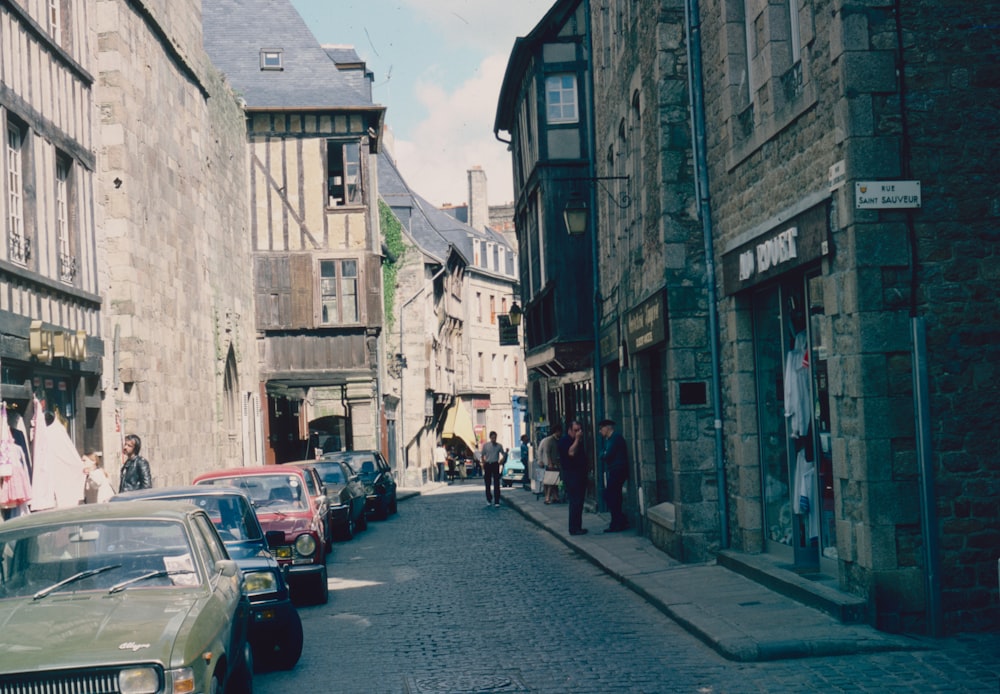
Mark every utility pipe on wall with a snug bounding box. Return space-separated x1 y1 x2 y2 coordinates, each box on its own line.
685 0 729 548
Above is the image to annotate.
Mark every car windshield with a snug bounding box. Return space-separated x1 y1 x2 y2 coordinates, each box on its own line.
0 519 200 600
309 463 345 486
150 495 263 543
199 475 308 512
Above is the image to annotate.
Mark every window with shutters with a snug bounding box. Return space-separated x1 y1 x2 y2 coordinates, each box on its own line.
6 120 28 266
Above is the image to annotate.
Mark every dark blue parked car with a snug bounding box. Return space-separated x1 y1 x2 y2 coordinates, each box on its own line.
114 485 304 670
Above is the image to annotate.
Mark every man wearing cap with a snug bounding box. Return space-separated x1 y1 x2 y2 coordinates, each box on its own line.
598 419 629 532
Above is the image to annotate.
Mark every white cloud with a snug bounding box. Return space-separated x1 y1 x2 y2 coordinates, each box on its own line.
389 53 515 207
398 0 551 51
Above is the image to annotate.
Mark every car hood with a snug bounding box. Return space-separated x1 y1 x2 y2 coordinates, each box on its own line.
0 591 201 671
255 511 314 537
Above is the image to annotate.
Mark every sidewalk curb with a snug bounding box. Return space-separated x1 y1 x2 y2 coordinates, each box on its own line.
503 492 922 662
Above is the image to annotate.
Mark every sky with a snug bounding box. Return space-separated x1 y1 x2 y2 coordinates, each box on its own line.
289 0 552 208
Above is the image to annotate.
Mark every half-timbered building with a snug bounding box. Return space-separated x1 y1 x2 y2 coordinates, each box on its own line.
203 0 385 462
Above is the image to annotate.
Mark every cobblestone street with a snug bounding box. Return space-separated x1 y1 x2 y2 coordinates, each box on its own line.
254 488 1000 693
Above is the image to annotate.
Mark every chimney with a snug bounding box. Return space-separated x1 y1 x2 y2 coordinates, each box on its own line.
468 166 488 232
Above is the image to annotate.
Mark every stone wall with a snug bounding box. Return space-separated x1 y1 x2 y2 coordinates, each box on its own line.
95 0 257 485
699 0 999 633
589 0 714 560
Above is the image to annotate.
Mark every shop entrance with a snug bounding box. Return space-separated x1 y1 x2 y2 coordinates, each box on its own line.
752 269 834 571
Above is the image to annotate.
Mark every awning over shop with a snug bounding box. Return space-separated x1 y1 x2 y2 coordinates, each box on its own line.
441 401 478 454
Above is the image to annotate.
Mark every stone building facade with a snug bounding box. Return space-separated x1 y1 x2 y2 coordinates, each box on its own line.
96 0 260 483
380 153 522 484
589 0 715 559
503 0 997 635
698 0 999 633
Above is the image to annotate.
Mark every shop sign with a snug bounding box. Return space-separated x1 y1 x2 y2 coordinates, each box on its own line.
497 314 518 346
472 398 491 410
722 203 829 295
29 321 88 362
599 321 619 365
624 292 666 354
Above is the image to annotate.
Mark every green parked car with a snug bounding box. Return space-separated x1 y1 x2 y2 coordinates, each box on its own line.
0 501 253 693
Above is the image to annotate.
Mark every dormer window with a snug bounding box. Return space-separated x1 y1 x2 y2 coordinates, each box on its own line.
260 49 283 71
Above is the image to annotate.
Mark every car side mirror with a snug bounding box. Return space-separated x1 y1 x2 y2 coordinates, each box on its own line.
265 530 285 548
216 559 239 577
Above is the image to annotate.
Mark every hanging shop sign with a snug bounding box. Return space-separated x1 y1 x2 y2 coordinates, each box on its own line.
722 203 830 295
497 314 518 346
599 321 620 366
624 291 666 354
29 321 88 362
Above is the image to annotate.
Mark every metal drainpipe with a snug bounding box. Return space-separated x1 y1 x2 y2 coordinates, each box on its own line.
892 0 941 636
583 0 606 511
685 0 729 548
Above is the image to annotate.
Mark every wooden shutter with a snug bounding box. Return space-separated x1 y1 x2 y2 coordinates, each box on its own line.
289 253 314 328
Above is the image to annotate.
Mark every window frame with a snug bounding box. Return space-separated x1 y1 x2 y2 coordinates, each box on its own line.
6 119 28 266
545 73 579 125
326 139 363 207
260 49 284 71
318 257 361 326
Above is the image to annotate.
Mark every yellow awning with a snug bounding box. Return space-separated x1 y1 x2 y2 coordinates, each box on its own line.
441 401 477 454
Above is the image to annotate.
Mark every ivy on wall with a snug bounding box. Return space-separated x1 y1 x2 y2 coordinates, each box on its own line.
379 199 407 334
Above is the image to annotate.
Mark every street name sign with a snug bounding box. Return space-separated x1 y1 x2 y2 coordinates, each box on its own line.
855 180 921 209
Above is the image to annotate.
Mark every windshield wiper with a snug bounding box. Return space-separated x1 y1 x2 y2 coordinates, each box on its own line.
32 564 122 600
108 569 197 594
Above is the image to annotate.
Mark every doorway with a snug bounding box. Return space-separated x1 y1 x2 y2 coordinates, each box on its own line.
752 268 834 570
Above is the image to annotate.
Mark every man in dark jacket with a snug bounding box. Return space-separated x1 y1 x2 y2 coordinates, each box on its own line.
119 433 152 492
558 419 588 536
598 419 629 532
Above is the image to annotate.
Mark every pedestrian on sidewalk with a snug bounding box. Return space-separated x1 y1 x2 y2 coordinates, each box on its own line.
598 419 629 532
519 434 531 490
480 431 507 507
433 440 448 482
119 434 152 492
537 423 562 503
559 420 587 535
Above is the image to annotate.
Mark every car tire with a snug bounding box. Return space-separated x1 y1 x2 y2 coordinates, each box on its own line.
271 611 304 670
389 494 398 515
314 564 329 605
356 509 367 531
337 516 354 542
228 642 254 694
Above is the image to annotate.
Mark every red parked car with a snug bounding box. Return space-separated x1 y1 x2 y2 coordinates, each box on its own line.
193 466 329 605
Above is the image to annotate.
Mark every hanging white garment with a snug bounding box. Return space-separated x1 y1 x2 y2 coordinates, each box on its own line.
30 412 84 510
793 448 819 540
784 331 812 438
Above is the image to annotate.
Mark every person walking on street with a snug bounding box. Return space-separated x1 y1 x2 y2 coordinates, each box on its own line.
537 423 562 503
480 431 507 507
598 419 630 532
559 420 588 535
119 434 152 492
519 434 531 490
434 441 448 482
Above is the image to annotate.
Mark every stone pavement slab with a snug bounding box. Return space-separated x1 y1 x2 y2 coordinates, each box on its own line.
494 485 922 662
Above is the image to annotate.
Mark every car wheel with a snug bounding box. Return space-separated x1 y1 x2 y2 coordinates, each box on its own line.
356 509 367 531
228 642 254 694
271 610 304 670
338 516 354 542
314 564 329 605
389 493 398 515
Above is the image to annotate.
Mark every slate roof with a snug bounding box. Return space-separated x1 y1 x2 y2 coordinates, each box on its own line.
202 0 376 110
378 151 515 276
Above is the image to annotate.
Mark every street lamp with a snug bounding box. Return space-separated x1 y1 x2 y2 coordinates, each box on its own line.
563 197 589 235
508 301 522 327
559 176 630 236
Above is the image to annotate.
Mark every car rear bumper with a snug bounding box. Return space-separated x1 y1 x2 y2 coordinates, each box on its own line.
249 597 297 643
